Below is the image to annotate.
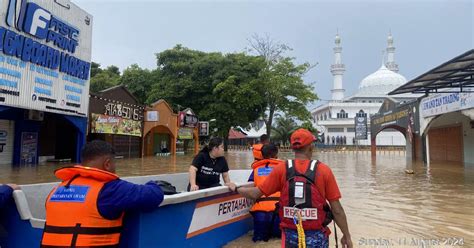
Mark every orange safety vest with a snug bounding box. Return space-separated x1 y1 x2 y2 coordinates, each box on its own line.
252 144 264 160
41 166 123 247
250 159 281 212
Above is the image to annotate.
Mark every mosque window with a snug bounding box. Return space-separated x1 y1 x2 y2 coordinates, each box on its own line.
337 110 348 119
356 110 367 118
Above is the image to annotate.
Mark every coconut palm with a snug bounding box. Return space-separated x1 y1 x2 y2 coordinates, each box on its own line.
271 117 298 145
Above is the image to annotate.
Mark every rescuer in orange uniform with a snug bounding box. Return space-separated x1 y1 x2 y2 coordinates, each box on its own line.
252 134 270 161
248 143 282 242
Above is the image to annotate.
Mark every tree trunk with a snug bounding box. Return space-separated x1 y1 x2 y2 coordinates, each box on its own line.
266 107 275 138
224 135 229 152
223 128 229 152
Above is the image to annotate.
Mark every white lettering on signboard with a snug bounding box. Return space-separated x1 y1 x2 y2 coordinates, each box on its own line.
186 195 253 239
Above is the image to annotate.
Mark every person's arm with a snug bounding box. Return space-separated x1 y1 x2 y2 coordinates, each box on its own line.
189 165 199 191
0 184 15 207
228 183 263 200
222 172 231 185
98 180 164 220
329 200 353 248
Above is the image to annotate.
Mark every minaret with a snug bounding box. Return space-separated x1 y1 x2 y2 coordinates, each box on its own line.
330 32 345 101
385 31 399 72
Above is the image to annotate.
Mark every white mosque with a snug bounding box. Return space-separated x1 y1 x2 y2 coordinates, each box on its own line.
311 33 418 146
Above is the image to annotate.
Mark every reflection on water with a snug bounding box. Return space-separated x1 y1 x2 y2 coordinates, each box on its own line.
1 151 473 247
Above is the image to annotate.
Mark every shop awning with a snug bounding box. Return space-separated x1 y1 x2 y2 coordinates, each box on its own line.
0 105 10 113
389 49 474 95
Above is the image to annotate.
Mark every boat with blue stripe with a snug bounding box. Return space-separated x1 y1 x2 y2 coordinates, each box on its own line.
0 170 253 248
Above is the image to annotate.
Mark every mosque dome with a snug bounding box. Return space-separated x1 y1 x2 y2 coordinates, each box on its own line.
356 64 407 95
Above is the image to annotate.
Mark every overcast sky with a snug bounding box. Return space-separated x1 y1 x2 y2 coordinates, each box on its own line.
73 0 473 107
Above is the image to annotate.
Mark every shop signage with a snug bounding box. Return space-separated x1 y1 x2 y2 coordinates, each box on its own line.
198 121 209 136
20 132 37 165
90 113 142 137
105 103 140 121
354 116 367 140
421 92 474 118
178 128 193 139
0 0 92 117
179 111 198 127
373 109 409 126
371 99 420 139
146 111 159 122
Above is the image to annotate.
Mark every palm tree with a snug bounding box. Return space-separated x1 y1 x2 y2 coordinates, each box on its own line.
271 117 298 145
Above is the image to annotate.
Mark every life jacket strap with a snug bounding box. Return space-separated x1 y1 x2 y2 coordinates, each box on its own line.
43 223 121 247
41 245 119 248
44 224 122 235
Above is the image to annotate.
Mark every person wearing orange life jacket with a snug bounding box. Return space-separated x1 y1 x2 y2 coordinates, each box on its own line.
248 143 282 242
41 140 164 248
252 134 269 161
229 129 353 248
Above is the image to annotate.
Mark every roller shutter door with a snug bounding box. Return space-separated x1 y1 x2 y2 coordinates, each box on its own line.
428 125 463 162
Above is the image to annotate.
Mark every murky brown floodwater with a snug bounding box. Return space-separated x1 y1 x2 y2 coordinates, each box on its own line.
1 150 473 247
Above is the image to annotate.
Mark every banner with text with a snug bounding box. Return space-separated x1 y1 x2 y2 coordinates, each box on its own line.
90 113 142 137
421 92 474 118
186 194 253 239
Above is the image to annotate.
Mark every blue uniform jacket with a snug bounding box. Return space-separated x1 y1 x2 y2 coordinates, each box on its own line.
0 185 13 208
97 179 164 220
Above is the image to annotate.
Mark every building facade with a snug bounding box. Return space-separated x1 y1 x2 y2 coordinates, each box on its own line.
312 33 418 146
0 0 92 165
88 86 144 158
389 50 474 165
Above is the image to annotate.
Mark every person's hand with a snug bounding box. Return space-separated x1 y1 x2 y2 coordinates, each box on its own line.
341 235 353 248
227 182 237 192
190 184 199 191
7 184 20 190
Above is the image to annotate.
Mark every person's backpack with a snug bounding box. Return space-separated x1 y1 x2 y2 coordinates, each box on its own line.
154 180 178 195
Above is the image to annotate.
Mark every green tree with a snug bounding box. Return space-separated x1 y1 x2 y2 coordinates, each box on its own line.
120 64 152 103
147 45 267 149
271 116 298 145
89 71 120 93
301 121 318 134
147 45 210 111
247 34 318 136
90 62 102 78
89 64 121 93
202 53 266 147
105 65 121 77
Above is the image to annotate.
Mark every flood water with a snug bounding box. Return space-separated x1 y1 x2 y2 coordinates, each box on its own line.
1 150 473 247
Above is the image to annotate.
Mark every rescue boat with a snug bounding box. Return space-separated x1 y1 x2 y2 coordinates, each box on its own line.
0 170 254 248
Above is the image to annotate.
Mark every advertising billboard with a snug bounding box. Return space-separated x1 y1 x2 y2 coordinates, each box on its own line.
0 0 93 117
